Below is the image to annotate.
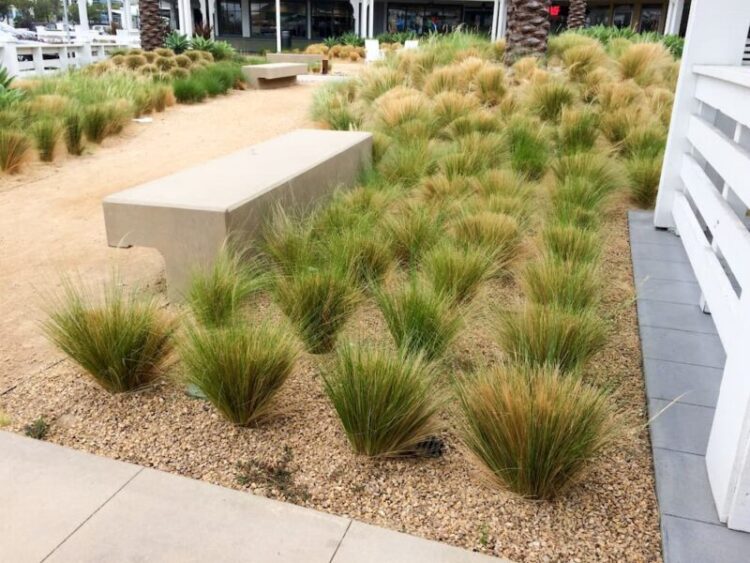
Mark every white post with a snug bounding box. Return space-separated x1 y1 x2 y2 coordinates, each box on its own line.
77 0 90 40
498 0 508 39
106 0 113 28
0 38 20 78
653 0 750 229
240 0 250 37
122 0 132 32
664 0 685 35
491 0 498 41
183 0 194 36
367 0 373 38
275 0 281 52
208 0 216 37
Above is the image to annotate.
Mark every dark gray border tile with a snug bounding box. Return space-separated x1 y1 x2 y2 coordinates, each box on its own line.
640 326 725 368
662 515 750 563
653 448 720 525
643 359 722 408
637 299 718 335
648 399 715 455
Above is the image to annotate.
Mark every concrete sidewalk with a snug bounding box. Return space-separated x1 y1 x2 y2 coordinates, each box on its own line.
0 431 503 562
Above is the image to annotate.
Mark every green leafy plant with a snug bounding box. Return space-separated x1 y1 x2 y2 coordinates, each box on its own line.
180 322 298 426
458 365 618 499
164 31 191 54
323 344 443 457
43 279 176 393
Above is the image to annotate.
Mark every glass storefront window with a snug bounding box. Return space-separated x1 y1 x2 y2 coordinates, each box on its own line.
639 4 662 32
251 0 307 37
612 4 633 28
585 6 610 26
218 0 242 35
386 4 461 35
549 4 569 34
311 1 353 38
463 7 492 35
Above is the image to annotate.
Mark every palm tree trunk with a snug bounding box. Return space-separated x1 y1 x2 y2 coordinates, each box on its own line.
567 0 586 29
504 0 551 63
139 0 164 51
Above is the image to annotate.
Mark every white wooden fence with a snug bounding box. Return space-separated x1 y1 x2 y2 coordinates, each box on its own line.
0 41 129 79
654 0 750 531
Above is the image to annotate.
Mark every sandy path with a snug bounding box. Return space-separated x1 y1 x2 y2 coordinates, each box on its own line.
0 84 316 389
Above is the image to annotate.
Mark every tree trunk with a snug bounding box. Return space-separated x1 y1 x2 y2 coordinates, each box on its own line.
139 0 164 51
504 0 551 63
567 0 586 29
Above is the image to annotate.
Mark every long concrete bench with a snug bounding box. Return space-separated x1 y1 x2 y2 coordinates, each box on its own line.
266 53 324 65
103 129 372 300
242 62 307 88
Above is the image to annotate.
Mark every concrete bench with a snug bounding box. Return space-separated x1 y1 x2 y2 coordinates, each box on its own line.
103 129 373 300
242 62 307 88
266 53 324 65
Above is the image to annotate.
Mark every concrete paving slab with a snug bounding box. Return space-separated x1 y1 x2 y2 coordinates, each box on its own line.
653 447 720 524
640 326 725 368
648 399 715 455
662 515 750 563
332 520 505 563
634 278 702 305
628 217 682 247
636 299 718 335
0 431 141 563
643 359 722 408
632 257 697 283
631 242 690 263
48 467 350 563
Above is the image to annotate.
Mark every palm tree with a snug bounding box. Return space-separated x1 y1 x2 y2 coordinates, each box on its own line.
504 0 552 63
139 0 164 51
567 0 586 29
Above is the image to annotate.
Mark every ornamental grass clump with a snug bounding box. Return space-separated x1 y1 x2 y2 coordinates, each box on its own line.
263 208 317 275
452 211 521 266
620 124 666 159
626 155 663 208
63 110 85 156
528 81 576 122
557 107 600 155
0 129 31 173
186 247 265 327
82 104 114 144
377 279 461 361
335 228 394 287
474 65 506 106
496 304 607 372
439 132 507 179
505 119 550 180
31 119 61 162
324 344 443 457
552 152 621 196
423 241 495 304
274 266 361 354
43 280 175 393
457 365 618 499
522 259 601 312
383 204 443 267
180 322 298 426
543 224 601 264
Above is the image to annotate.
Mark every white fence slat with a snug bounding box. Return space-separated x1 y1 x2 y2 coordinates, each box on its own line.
688 115 750 208
681 154 750 291
694 70 750 129
672 192 740 344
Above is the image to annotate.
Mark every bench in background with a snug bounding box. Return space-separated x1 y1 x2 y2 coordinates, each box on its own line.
242 62 307 88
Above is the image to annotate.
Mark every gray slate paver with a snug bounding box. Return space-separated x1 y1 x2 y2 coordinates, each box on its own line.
648 399 715 455
0 431 141 563
636 299 718 335
632 257 698 283
653 447 720 524
643 359 722 408
640 325 725 368
662 515 750 563
631 242 690 263
635 278 702 305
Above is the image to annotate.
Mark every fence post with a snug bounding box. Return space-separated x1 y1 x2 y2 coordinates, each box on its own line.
0 36 20 78
653 0 750 228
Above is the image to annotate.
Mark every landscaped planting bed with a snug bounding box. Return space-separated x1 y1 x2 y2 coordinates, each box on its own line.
4 31 678 560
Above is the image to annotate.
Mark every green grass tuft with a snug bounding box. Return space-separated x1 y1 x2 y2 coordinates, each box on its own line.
522 259 600 312
423 241 496 304
543 224 601 264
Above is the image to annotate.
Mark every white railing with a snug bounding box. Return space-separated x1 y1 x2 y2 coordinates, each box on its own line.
654 0 750 532
0 40 132 79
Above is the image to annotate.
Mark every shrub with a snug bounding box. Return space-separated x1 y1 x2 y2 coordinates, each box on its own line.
274 266 360 354
496 304 607 372
323 344 443 457
522 259 600 312
423 241 495 304
43 279 175 393
63 110 85 156
0 129 31 173
377 279 461 361
627 155 663 208
186 248 264 327
154 47 176 58
155 56 177 71
31 119 61 162
180 322 298 425
457 365 617 499
124 54 147 70
172 76 207 103
528 81 576 122
543 224 601 264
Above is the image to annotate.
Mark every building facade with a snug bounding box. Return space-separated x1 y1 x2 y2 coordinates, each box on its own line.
193 0 690 52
